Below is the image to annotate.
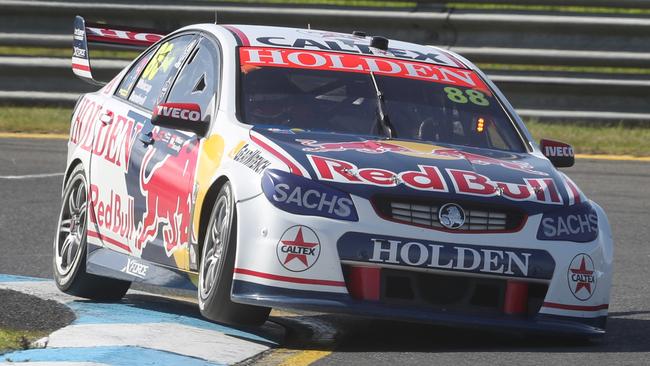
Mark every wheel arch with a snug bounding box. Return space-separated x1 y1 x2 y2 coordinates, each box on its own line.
197 175 231 257
62 158 84 194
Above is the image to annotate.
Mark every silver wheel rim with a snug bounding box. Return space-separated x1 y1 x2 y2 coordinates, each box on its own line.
54 173 88 281
199 186 232 303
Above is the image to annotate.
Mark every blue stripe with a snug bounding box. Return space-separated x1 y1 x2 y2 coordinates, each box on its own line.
0 274 48 282
3 346 223 366
67 301 275 345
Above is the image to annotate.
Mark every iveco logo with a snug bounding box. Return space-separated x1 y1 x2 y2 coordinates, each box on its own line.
439 203 465 229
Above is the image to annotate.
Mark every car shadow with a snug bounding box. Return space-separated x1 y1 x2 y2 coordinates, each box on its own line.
279 310 650 353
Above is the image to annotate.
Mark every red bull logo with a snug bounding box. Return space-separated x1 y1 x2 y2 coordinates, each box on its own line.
298 139 546 176
136 138 199 255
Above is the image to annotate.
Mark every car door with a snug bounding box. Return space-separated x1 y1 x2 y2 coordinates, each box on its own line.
129 34 220 271
88 33 199 264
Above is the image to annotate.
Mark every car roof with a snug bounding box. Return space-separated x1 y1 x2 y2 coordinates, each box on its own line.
215 24 469 70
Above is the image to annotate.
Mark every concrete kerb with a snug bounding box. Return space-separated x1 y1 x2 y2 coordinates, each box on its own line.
0 275 280 366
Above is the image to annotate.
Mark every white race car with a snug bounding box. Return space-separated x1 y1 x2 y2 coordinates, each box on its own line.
53 16 613 336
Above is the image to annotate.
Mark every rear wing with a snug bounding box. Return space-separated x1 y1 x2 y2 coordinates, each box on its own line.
72 15 166 85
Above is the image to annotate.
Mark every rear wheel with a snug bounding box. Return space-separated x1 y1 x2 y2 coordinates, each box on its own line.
53 165 130 300
198 182 270 326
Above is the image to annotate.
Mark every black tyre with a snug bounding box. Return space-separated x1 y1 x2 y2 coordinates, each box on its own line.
53 164 131 300
198 182 270 326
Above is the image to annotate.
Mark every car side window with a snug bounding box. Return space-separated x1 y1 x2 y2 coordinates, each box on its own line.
127 34 197 111
166 37 220 121
115 46 157 99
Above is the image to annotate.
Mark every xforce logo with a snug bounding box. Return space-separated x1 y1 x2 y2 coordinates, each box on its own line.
276 225 321 272
121 258 148 278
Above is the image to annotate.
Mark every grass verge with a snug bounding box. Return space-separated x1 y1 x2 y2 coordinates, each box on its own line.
0 106 648 156
0 106 71 134
0 46 139 60
526 121 650 156
0 328 44 354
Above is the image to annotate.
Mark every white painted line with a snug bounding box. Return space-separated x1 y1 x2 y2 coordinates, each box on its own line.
47 322 269 365
0 173 64 179
1 362 108 366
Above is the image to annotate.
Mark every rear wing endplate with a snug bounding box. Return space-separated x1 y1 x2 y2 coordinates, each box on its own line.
72 15 166 85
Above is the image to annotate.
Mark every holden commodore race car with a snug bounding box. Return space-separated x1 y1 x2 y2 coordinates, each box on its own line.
54 16 613 336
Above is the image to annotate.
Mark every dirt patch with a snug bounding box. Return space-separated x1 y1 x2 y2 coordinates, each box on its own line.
0 289 75 332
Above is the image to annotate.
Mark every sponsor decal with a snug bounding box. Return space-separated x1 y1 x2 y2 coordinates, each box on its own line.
254 35 457 67
309 155 448 192
70 101 143 173
135 138 198 256
544 144 574 158
438 203 465 229
121 258 149 279
135 78 152 93
74 27 85 41
153 103 201 122
277 225 321 272
537 203 598 242
567 254 597 301
308 155 562 204
89 184 135 242
86 26 163 47
233 144 271 174
73 46 86 58
240 47 489 92
298 139 546 176
337 232 555 280
262 169 357 221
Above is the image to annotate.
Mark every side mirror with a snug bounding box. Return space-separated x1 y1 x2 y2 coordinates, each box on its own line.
151 103 208 137
540 139 575 168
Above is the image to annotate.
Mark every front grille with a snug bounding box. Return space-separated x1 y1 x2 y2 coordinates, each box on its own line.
374 196 525 232
378 268 548 317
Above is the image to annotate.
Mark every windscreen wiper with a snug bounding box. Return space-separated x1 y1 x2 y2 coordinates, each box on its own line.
369 71 395 138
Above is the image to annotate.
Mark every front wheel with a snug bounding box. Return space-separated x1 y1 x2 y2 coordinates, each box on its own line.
198 182 270 326
53 165 131 300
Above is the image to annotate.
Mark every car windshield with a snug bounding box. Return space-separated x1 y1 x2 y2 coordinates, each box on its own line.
239 48 526 153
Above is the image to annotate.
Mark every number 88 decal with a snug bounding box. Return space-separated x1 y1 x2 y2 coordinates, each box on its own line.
444 87 490 107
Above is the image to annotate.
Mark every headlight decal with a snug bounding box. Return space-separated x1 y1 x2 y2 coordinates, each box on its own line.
262 169 358 221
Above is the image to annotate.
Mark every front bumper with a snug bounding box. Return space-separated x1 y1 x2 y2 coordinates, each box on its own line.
232 193 613 336
232 280 605 336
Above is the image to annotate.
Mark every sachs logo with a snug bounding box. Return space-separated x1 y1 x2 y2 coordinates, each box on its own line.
568 254 597 301
439 203 465 229
277 225 321 272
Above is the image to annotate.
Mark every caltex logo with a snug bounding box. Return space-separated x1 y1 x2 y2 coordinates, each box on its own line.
567 254 597 301
276 225 321 272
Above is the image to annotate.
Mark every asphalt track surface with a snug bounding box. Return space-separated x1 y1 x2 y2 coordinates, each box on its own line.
1 137 649 366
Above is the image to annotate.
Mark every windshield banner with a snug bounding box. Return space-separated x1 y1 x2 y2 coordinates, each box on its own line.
240 47 490 93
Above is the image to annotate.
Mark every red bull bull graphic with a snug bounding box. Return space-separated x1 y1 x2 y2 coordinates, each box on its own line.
298 139 546 176
135 136 199 256
298 139 411 154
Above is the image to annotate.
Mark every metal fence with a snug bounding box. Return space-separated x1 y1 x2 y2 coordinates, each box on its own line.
1 0 649 123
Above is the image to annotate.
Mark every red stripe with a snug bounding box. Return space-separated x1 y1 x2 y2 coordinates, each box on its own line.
234 268 346 287
566 178 582 204
86 35 155 47
222 25 250 46
542 302 608 311
73 63 91 72
250 134 304 176
87 229 131 253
